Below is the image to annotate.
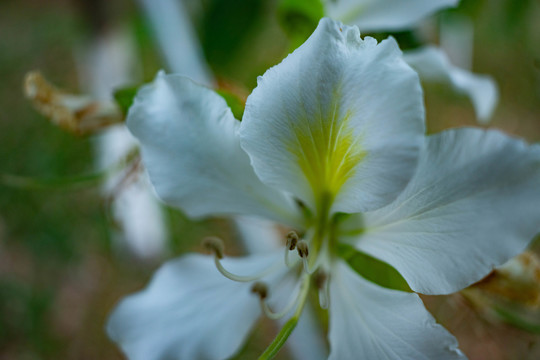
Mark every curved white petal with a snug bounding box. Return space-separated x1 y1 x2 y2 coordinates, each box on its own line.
127 72 301 226
356 128 540 295
329 261 465 360
107 252 288 360
325 0 459 32
240 18 424 214
403 46 499 123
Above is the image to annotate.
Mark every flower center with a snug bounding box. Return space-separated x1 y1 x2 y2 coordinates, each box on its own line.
288 91 367 208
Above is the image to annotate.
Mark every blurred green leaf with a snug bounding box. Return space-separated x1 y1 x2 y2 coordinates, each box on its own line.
338 243 411 292
113 86 139 116
0 172 105 191
368 30 424 51
277 0 324 50
200 0 266 76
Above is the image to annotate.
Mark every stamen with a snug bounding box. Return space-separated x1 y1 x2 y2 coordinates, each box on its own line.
315 271 330 309
202 237 282 282
296 240 309 258
257 274 309 320
251 282 268 299
286 231 299 250
296 240 314 274
284 231 300 267
202 237 224 259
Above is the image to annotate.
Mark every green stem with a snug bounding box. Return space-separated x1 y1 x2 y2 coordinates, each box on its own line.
0 171 106 190
0 149 139 191
258 275 311 360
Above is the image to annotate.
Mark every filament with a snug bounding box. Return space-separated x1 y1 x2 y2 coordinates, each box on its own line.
214 257 282 282
204 236 281 282
259 274 309 320
302 256 314 274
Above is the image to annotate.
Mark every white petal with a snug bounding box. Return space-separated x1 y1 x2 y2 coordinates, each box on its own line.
107 252 287 360
240 18 424 214
127 72 301 226
403 46 499 123
325 0 458 32
233 217 283 254
356 128 540 295
328 261 465 360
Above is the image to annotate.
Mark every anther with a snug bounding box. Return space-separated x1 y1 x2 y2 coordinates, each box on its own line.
251 282 268 300
202 236 225 259
296 240 314 274
284 231 301 267
286 231 299 250
296 240 309 258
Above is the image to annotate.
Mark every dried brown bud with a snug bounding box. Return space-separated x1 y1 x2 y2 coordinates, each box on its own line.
24 71 123 135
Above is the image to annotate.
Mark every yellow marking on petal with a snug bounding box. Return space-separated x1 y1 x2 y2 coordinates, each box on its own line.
289 91 366 212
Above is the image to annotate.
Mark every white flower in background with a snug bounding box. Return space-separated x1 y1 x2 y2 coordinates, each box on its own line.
107 18 540 360
403 46 498 123
324 0 498 122
76 27 169 259
324 0 459 32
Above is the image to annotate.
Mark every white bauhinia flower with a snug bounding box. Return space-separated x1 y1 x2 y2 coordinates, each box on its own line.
107 18 540 360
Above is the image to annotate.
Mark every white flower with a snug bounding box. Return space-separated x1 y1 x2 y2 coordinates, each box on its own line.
323 0 499 122
324 0 459 32
403 45 498 123
106 18 540 360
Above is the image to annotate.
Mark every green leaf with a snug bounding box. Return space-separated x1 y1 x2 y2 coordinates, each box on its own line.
277 0 324 50
338 243 411 292
113 86 139 116
0 148 136 191
0 172 106 190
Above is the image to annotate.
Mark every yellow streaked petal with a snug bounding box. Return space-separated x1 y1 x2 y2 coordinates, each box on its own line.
240 18 424 215
290 95 366 210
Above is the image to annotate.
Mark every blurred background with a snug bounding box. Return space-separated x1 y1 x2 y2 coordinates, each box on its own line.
1 0 540 359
